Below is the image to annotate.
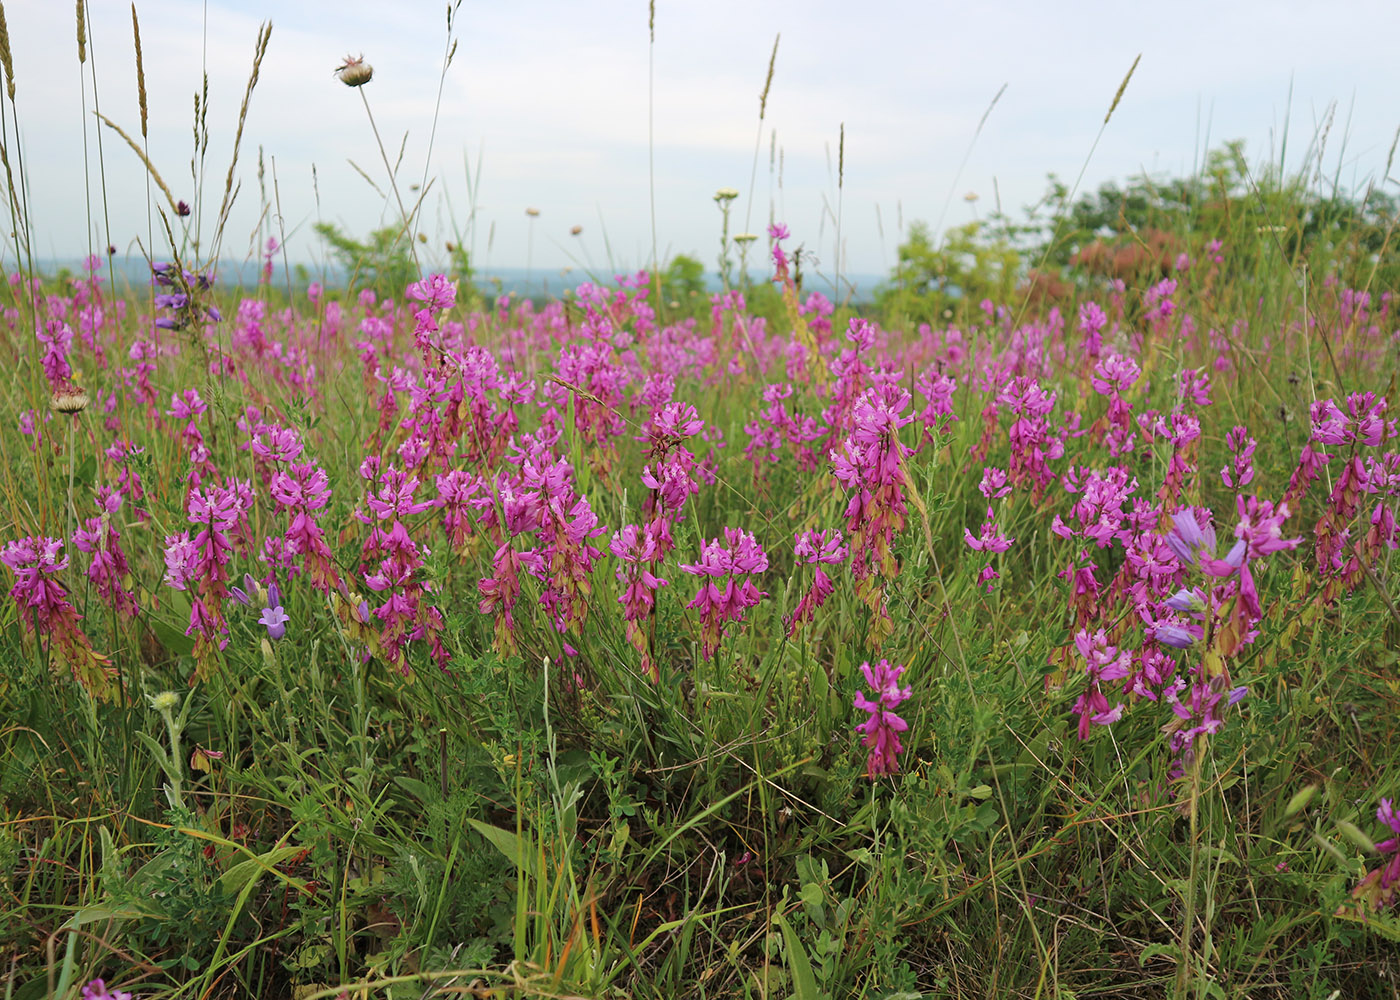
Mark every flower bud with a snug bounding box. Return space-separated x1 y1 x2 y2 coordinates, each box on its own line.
335 54 373 87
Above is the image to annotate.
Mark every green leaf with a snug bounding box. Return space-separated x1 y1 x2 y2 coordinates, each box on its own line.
392 776 435 803
1139 941 1181 967
150 615 195 657
774 909 825 1000
466 818 538 878
218 845 307 894
63 902 156 929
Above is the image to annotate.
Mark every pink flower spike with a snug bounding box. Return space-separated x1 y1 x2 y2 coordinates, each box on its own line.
854 659 912 778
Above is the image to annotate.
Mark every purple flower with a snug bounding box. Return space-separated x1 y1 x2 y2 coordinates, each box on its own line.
259 603 289 640
1071 629 1129 739
1154 623 1197 649
230 572 259 606
1165 587 1204 613
854 659 911 778
1165 508 1216 566
680 528 768 661
82 981 133 1000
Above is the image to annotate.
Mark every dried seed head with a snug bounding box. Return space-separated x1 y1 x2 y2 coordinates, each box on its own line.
334 53 373 87
525 207 540 218
0 1 15 100
131 4 147 137
50 383 90 414
570 225 583 236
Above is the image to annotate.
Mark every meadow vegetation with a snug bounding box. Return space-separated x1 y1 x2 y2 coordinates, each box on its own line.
2 6 1400 999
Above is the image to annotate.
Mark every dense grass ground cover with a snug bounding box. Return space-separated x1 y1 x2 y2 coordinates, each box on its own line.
4 10 1400 1000
4 211 1400 999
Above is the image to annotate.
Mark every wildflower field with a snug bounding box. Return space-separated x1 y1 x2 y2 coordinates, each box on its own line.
4 8 1400 1000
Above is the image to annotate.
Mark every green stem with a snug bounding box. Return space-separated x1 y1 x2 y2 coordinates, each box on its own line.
1176 748 1202 998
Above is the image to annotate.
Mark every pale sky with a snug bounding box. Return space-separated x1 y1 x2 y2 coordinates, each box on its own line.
6 1 1400 281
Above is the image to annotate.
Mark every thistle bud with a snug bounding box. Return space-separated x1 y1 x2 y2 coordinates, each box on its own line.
335 54 373 87
50 383 89 414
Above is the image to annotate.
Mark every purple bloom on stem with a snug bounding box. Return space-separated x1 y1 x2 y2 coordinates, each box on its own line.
1165 508 1216 566
82 981 133 1000
2 536 113 698
679 528 768 661
854 659 911 778
1165 587 1204 613
258 604 289 640
1200 539 1247 578
230 573 258 606
1154 623 1197 649
1353 797 1400 910
785 528 847 636
1071 629 1129 739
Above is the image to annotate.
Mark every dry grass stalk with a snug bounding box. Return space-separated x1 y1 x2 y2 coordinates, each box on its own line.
346 158 387 199
131 4 148 138
95 112 180 215
212 22 273 254
1105 53 1140 124
758 34 779 120
0 1 15 100
838 123 845 190
0 136 24 247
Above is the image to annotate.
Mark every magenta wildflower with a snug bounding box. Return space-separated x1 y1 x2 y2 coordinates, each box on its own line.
36 316 75 390
2 537 114 699
1352 798 1400 911
1090 353 1141 396
853 659 911 778
435 469 482 548
71 488 138 618
357 465 449 674
173 480 251 670
81 980 133 1000
966 496 1014 553
1221 425 1257 490
1164 675 1248 760
830 383 912 640
1071 629 1129 740
785 528 847 637
915 368 958 444
964 476 1015 591
269 461 340 594
999 376 1063 499
680 528 768 661
610 523 669 680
